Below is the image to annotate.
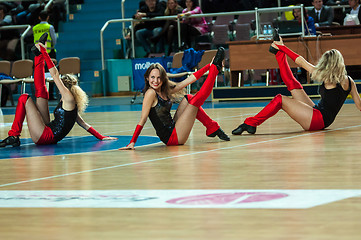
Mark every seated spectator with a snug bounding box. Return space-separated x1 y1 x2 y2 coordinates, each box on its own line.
343 0 361 25
47 0 67 33
134 0 166 57
0 5 20 60
16 2 44 25
308 0 334 27
178 0 209 49
293 4 317 35
150 0 183 56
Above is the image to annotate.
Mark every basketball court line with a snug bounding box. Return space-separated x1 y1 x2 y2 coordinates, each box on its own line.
1 124 361 188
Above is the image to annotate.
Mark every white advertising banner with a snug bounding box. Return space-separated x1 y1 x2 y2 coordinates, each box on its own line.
0 189 360 209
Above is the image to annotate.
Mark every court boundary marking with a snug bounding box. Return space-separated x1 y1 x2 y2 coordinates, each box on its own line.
1 124 361 188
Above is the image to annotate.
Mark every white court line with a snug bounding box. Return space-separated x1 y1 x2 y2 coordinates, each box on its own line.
1 124 361 188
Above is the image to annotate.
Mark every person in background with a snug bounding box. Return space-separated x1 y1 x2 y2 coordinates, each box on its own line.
308 0 334 27
47 0 67 33
293 4 317 35
0 5 19 61
134 0 166 57
150 0 183 56
33 10 57 100
178 0 208 49
343 0 361 25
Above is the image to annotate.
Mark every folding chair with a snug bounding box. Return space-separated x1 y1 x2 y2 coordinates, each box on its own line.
0 60 23 106
166 51 195 94
234 23 251 41
197 49 224 87
58 57 80 77
211 24 230 47
9 60 34 100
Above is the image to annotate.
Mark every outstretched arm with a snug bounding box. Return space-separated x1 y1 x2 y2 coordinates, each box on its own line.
349 77 361 111
274 37 315 74
171 63 212 93
119 89 156 150
76 114 117 141
295 55 315 74
37 43 73 103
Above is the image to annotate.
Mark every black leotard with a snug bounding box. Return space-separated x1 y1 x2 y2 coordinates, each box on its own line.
148 93 175 144
314 77 351 128
47 101 78 142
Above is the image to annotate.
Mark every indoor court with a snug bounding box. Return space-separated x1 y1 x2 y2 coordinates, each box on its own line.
1 98 360 239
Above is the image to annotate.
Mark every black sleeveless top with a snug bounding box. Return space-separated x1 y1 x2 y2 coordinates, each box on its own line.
47 101 78 142
148 93 175 144
314 77 351 128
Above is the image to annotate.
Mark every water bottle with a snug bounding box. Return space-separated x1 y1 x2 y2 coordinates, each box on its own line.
263 24 268 35
267 24 273 35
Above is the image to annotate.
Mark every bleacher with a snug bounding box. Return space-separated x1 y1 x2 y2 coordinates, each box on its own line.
1 0 359 101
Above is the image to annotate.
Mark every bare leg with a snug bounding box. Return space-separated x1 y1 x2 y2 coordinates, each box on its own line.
5 96 45 143
173 97 188 122
33 51 50 123
233 94 315 135
173 48 225 144
174 95 227 140
36 98 50 124
174 104 198 144
24 98 47 143
281 95 314 130
272 44 315 107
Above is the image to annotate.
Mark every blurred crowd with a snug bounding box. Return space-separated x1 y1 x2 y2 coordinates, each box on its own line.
131 0 360 56
0 0 68 61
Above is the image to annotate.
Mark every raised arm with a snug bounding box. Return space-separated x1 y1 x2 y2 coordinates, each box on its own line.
171 63 212 93
349 78 361 111
273 37 315 73
294 55 315 74
119 89 156 150
37 42 74 108
76 113 117 141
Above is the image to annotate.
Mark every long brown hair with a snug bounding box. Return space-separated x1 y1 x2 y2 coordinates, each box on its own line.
143 63 184 102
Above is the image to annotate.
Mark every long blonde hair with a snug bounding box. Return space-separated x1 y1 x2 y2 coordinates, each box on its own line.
61 74 88 114
311 49 347 85
143 63 185 102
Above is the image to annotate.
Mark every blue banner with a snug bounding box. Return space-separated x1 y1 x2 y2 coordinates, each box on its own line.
131 57 172 91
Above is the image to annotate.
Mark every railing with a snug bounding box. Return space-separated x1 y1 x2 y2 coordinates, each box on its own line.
100 4 350 95
100 6 308 70
0 25 32 60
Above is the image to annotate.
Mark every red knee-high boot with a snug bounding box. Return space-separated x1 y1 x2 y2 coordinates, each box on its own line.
186 94 230 141
189 64 218 108
40 45 55 69
275 51 303 91
245 94 283 127
275 44 300 62
34 53 49 99
8 94 30 137
193 63 211 80
186 94 219 135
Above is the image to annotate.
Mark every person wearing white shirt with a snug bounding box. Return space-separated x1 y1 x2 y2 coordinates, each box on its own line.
344 0 361 24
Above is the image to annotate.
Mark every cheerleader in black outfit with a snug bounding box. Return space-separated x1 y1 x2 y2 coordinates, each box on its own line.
0 33 116 147
233 33 361 135
120 47 229 150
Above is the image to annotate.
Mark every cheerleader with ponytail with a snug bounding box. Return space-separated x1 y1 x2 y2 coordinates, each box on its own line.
0 33 116 147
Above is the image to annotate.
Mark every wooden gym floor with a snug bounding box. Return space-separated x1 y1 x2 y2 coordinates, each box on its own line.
0 97 360 240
